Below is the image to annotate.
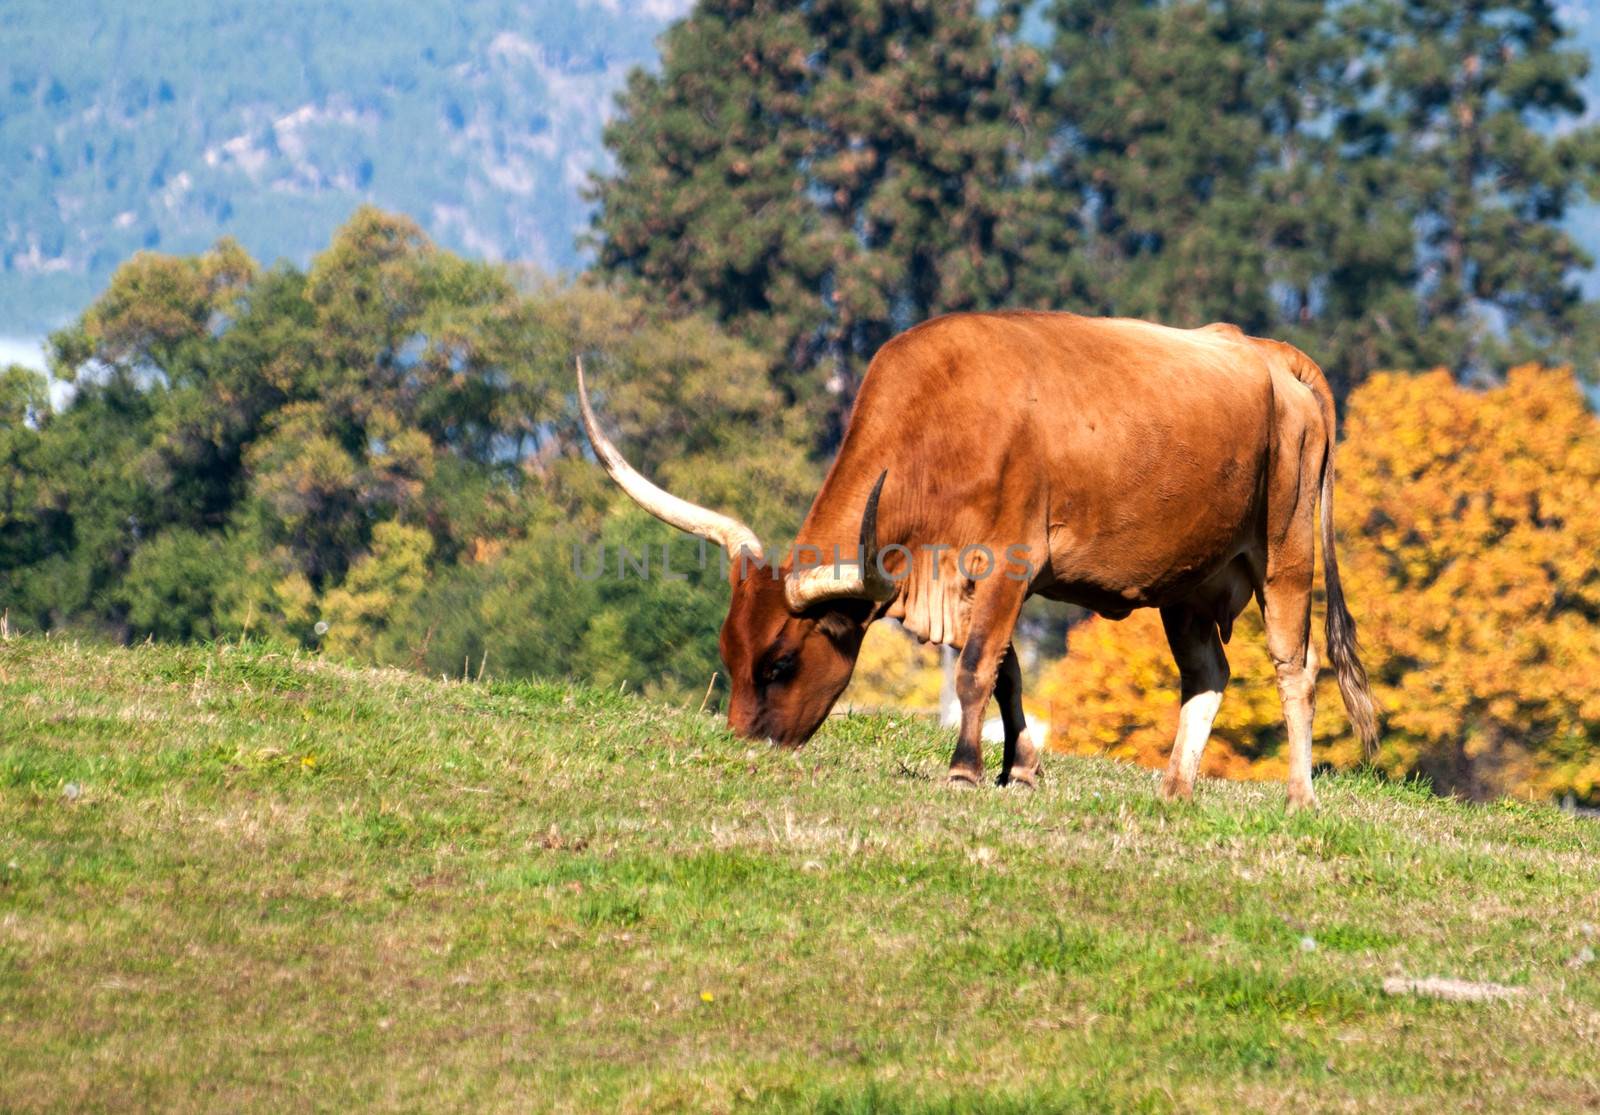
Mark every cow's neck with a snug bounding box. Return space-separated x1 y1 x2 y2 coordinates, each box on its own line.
794 481 885 565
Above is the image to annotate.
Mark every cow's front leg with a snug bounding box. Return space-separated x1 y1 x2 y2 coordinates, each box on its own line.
995 642 1040 787
947 583 1027 786
946 632 996 785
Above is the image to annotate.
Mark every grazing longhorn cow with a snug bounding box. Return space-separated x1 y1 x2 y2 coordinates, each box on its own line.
578 311 1378 807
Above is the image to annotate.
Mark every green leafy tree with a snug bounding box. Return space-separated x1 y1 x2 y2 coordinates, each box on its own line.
373 279 821 691
116 528 232 643
318 521 435 660
0 366 53 603
6 209 817 699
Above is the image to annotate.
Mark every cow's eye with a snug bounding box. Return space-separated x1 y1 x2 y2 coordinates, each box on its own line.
763 654 796 685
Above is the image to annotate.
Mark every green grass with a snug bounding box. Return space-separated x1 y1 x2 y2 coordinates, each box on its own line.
2 637 1598 1112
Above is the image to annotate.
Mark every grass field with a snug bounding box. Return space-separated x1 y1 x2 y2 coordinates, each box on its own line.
2 636 1598 1112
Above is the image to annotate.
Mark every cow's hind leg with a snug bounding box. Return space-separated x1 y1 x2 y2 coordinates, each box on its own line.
1159 604 1230 802
995 643 1041 787
1262 561 1319 811
947 633 997 787
1261 400 1325 810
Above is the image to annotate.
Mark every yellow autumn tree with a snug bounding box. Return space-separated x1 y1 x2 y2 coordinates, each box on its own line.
317 521 436 660
840 621 947 714
1041 366 1600 804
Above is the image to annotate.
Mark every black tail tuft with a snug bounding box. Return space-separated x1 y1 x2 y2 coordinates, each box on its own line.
1285 343 1379 758
1317 407 1380 758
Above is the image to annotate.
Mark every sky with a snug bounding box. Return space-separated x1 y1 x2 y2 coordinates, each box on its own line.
0 338 46 375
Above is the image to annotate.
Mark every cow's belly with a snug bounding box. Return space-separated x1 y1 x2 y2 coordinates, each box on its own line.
1036 393 1270 610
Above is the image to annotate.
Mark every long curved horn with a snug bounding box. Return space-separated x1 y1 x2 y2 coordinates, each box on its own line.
576 358 764 561
785 470 896 611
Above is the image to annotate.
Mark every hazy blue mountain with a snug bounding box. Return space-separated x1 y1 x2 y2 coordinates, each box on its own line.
0 0 691 337
2 0 1597 342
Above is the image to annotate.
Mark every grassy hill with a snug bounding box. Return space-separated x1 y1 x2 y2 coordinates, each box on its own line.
2 637 1598 1112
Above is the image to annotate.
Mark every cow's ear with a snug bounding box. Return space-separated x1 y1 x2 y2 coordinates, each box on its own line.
814 607 864 644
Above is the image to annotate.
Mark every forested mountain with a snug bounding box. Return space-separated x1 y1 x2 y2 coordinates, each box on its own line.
5 2 1600 341
0 0 689 335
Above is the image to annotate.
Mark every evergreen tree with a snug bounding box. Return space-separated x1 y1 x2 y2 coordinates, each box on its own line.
590 0 1050 438
1041 0 1600 394
1348 0 1600 379
1042 0 1407 396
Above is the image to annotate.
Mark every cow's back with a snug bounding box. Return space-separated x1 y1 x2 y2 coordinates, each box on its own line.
832 311 1288 614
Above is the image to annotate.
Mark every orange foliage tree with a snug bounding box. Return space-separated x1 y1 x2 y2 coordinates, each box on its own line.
1040 366 1600 803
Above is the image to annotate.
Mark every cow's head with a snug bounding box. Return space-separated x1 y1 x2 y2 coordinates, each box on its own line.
578 360 894 746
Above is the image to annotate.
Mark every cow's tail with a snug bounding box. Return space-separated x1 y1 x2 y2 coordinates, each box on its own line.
1289 349 1379 758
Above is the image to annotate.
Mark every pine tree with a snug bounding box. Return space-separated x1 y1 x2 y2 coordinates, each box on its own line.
590 0 1050 440
1040 0 1600 395
1347 0 1600 380
1042 0 1409 396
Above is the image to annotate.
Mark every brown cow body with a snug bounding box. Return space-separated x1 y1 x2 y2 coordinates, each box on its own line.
580 311 1377 807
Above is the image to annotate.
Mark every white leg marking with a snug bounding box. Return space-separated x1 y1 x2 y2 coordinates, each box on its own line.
1173 688 1223 791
